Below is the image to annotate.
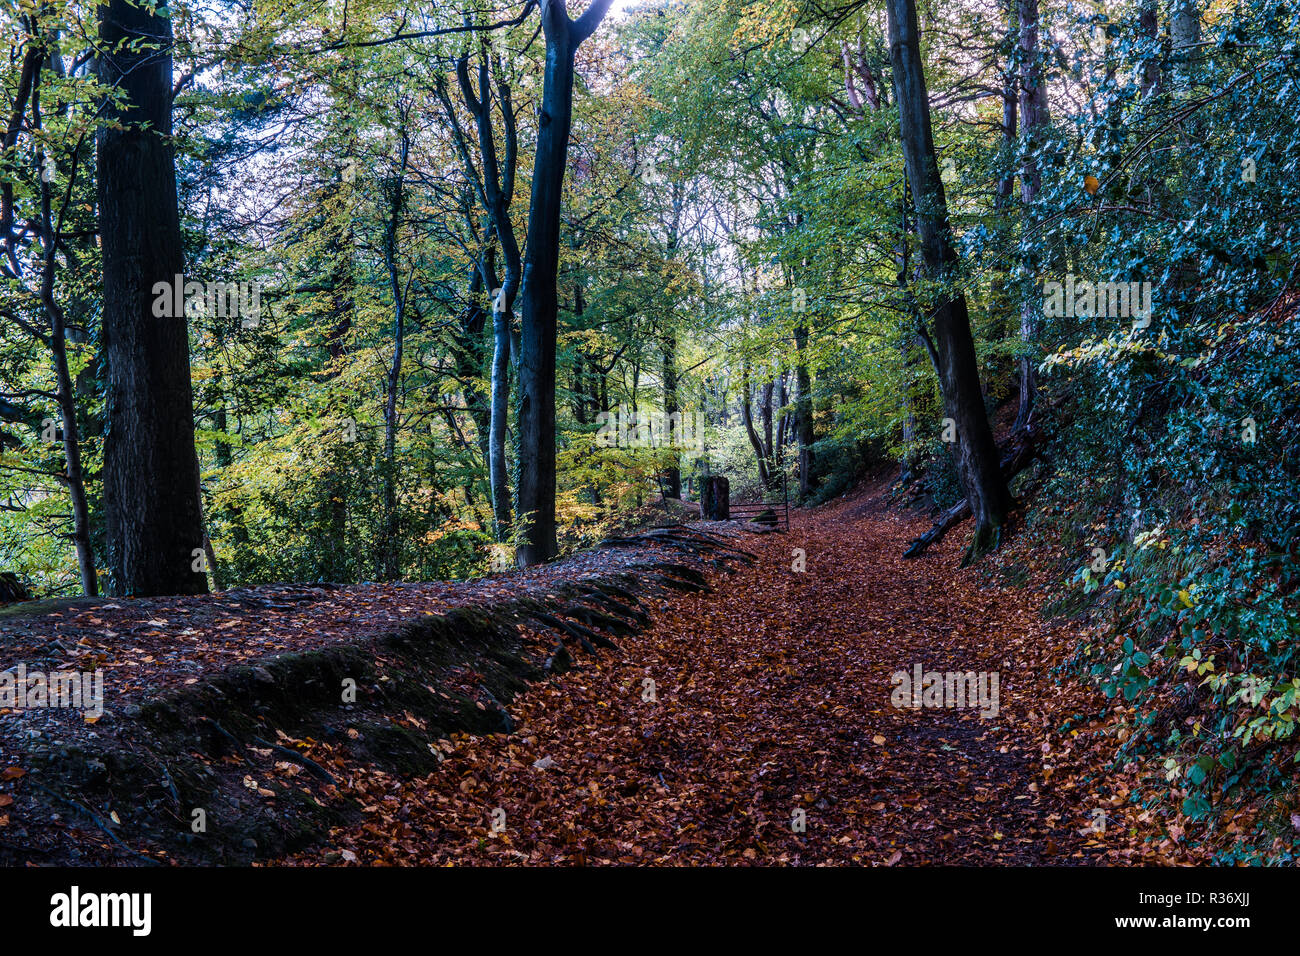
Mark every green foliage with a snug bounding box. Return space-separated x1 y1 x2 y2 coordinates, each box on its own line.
1029 0 1300 860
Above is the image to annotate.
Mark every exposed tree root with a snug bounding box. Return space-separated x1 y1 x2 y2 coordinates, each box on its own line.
903 428 1039 560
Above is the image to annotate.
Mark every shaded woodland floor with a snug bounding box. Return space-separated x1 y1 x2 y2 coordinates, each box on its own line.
274 483 1188 866
1 480 1201 866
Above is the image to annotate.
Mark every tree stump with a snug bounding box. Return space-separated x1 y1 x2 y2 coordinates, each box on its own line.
702 476 730 520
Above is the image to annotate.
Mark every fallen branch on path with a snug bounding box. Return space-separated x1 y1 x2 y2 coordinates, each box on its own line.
574 587 650 626
251 736 338 784
524 607 616 653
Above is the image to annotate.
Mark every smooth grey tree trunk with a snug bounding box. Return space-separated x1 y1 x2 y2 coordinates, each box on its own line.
447 51 520 539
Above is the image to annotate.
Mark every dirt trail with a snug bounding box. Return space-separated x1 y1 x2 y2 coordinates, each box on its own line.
285 488 1119 866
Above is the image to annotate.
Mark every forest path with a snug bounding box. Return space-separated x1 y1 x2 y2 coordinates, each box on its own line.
288 487 1111 865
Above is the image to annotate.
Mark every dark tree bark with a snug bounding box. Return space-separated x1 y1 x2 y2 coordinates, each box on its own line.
97 0 207 595
1016 0 1048 203
1171 0 1201 65
775 370 789 460
985 4 1019 356
1138 0 1162 99
761 379 774 465
567 282 595 425
24 40 97 595
658 182 686 499
1013 0 1049 434
793 321 816 498
702 476 729 520
886 0 1012 561
0 39 41 275
515 0 612 566
44 209 96 596
995 14 1018 210
487 284 512 536
0 572 32 603
786 216 817 498
451 222 491 463
740 359 775 490
572 349 589 424
661 335 681 497
378 129 411 580
904 426 1038 558
852 57 924 480
480 231 512 539
320 180 355 583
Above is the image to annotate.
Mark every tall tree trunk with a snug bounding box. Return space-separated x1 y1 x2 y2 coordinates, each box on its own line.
1168 1 1206 303
454 242 491 463
515 0 611 566
379 131 410 580
761 378 775 462
740 360 774 490
32 57 97 596
210 322 248 582
659 181 686 499
487 306 513 530
1138 0 1162 99
988 0 1019 348
447 50 520 540
793 322 816 498
996 8 1019 209
887 0 1012 561
775 370 789 461
897 184 925 474
50 312 96 595
97 0 207 595
486 240 513 541
1013 0 1048 434
321 212 354 582
572 351 589 424
787 220 818 498
662 331 680 498
1170 0 1200 65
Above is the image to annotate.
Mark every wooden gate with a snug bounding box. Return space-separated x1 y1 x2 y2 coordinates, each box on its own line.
725 471 789 532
